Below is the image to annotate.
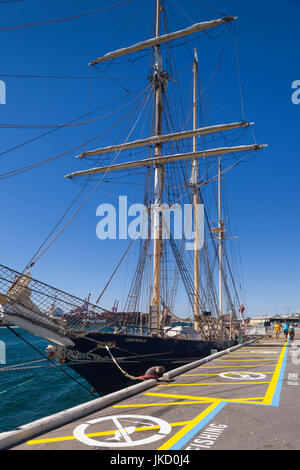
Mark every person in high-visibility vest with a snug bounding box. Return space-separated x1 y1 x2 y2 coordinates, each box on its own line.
274 322 281 341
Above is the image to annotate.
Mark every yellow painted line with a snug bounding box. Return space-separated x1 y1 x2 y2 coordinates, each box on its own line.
230 350 279 352
28 432 116 445
145 392 212 400
193 364 277 368
113 401 208 408
182 373 224 376
263 342 287 405
220 399 265 405
182 372 274 376
226 355 280 357
219 358 277 362
243 398 265 401
145 392 265 403
27 421 190 445
227 352 280 354
158 399 221 451
158 381 270 387
28 344 288 448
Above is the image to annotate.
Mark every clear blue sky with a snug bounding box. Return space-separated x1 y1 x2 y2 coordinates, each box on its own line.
0 0 299 318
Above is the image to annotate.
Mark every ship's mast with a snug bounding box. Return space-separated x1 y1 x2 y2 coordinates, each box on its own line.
152 0 164 331
65 7 267 328
191 49 200 327
218 157 224 316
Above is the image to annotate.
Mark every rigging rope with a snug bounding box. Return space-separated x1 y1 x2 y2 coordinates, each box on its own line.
0 74 142 80
0 0 133 31
25 85 153 271
15 89 150 272
0 88 149 182
95 238 135 304
3 324 94 395
0 358 46 372
233 22 245 121
0 106 148 129
0 0 24 3
0 87 147 159
190 0 227 17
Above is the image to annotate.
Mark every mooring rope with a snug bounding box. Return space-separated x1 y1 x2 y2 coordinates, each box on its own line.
105 346 141 381
0 358 47 372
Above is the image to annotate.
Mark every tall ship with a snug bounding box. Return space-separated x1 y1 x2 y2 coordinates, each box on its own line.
0 0 266 396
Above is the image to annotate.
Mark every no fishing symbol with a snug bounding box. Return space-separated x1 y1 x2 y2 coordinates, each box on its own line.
219 371 266 380
73 414 172 448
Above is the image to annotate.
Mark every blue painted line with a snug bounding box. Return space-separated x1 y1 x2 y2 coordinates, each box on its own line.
169 401 227 450
271 340 289 407
167 341 289 450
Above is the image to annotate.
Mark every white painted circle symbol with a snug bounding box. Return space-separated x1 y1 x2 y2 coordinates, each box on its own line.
73 414 172 448
219 371 266 380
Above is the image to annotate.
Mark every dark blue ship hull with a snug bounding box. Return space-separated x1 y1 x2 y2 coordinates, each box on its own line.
65 332 237 396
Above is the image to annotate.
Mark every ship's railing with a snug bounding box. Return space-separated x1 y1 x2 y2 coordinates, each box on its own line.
0 264 232 341
0 264 135 337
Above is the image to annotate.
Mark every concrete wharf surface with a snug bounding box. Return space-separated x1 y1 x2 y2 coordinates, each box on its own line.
5 332 300 451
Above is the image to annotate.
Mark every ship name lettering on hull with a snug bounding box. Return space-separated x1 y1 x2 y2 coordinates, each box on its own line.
125 338 147 343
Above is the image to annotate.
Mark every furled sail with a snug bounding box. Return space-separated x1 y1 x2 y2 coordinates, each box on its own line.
89 17 236 65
